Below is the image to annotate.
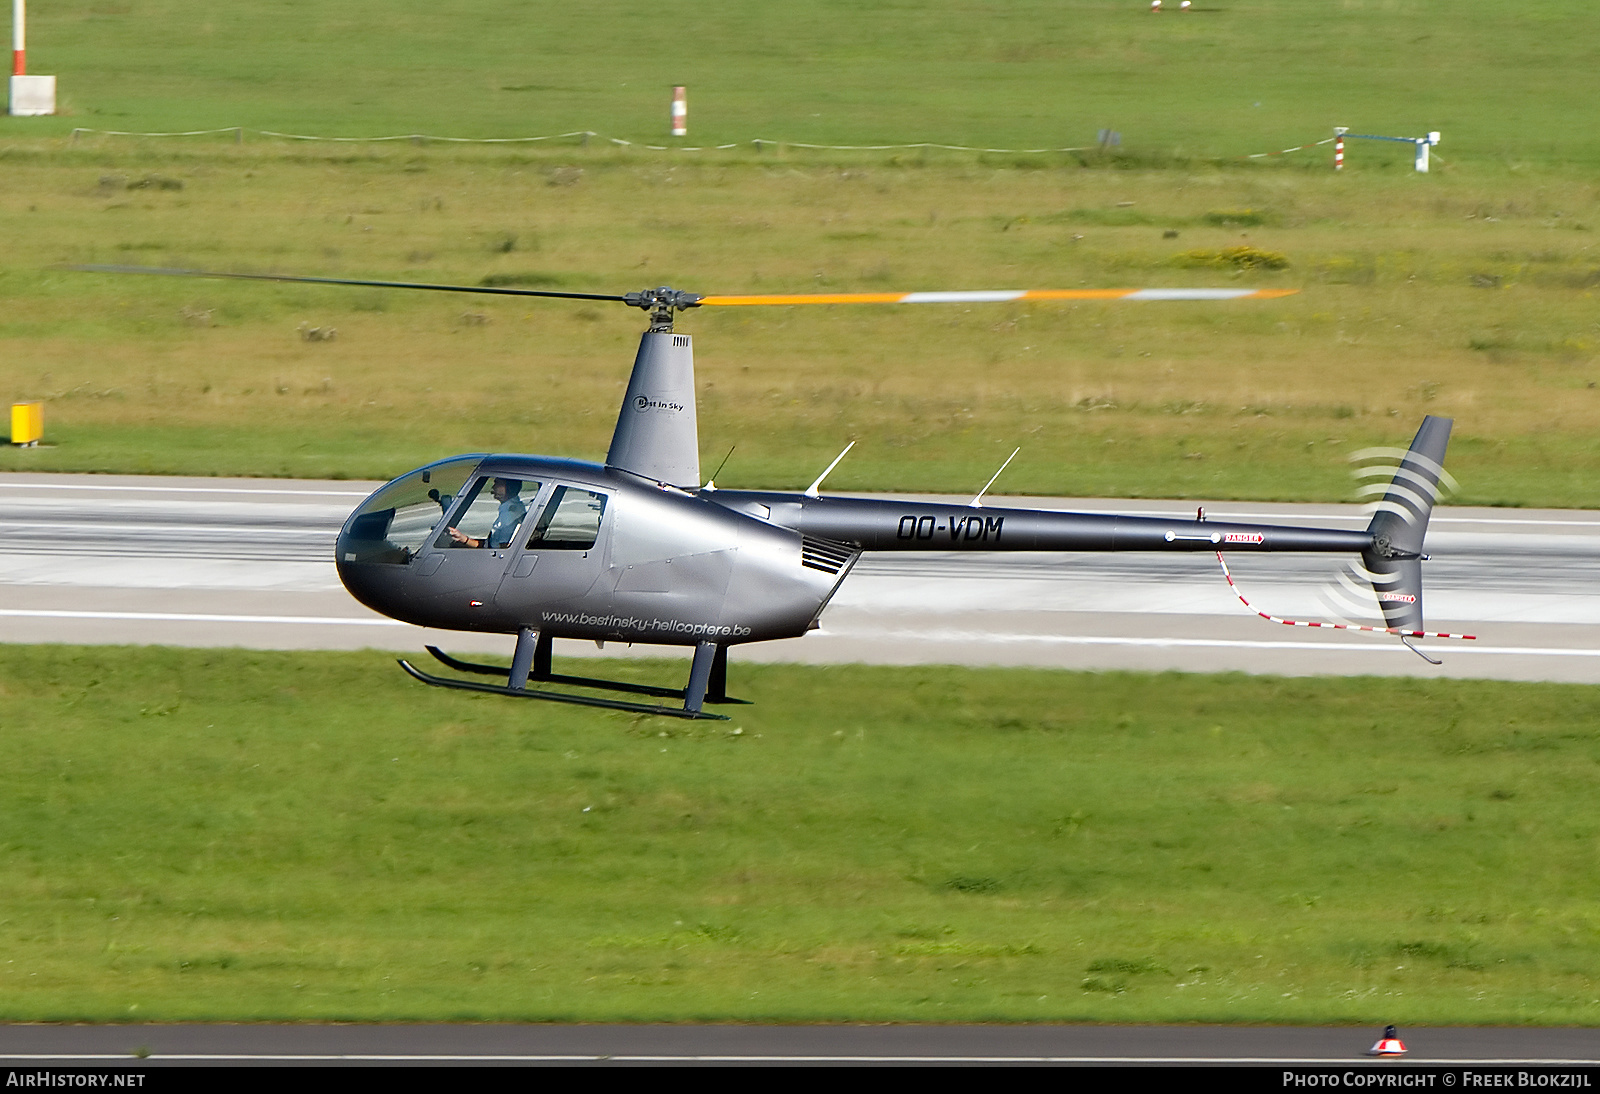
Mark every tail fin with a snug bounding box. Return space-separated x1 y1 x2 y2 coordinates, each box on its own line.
1357 415 1452 632
606 331 701 488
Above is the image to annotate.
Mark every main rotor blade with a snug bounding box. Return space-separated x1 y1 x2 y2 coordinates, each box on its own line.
67 266 1296 310
65 265 629 303
698 288 1296 305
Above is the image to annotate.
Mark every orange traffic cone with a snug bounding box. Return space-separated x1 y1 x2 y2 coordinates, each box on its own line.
1367 1025 1407 1056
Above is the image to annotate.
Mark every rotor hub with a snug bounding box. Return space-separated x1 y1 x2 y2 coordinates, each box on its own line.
623 286 703 332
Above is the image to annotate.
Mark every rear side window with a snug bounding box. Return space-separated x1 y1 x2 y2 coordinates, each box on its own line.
526 486 607 550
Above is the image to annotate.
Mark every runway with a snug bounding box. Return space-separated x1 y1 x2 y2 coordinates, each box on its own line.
4 472 1600 682
0 1023 1596 1066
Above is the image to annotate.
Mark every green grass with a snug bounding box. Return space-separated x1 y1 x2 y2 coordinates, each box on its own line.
3 1 1600 502
2 150 1599 502
7 1 1600 167
1 645 1598 1023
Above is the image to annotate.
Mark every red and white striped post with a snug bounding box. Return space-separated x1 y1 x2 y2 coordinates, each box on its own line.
8 0 53 115
13 0 25 76
1333 126 1347 171
670 86 687 137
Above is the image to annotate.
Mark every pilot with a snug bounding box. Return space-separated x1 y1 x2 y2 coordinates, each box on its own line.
447 478 526 548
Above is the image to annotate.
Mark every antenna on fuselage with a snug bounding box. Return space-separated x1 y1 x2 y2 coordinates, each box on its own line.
969 448 1020 508
804 441 856 498
703 446 736 491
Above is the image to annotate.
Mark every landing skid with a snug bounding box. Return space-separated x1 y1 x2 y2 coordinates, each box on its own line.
401 631 747 720
398 659 728 720
424 646 681 698
423 646 751 705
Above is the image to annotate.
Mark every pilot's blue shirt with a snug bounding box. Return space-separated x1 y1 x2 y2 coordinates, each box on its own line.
488 496 527 548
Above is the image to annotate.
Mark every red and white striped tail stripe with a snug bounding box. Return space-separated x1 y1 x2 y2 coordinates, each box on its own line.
1216 552 1475 641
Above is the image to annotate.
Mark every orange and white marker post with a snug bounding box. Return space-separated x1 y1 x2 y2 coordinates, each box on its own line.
671 86 687 137
9 0 53 115
1334 126 1347 171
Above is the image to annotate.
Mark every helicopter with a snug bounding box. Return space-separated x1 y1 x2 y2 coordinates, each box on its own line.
77 266 1463 720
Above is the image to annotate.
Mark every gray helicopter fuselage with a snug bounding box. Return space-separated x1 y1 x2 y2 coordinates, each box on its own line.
336 452 1381 652
336 454 851 647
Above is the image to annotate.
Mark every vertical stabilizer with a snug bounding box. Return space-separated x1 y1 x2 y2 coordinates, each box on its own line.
1361 415 1452 632
606 331 700 488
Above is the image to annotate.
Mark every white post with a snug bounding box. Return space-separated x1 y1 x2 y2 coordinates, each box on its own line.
671 85 686 137
12 0 23 76
1414 131 1439 173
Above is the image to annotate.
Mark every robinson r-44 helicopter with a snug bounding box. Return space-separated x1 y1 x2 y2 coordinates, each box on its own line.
82 267 1464 719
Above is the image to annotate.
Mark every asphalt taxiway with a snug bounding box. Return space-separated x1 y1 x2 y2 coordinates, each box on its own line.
4 472 1600 682
0 1023 1596 1066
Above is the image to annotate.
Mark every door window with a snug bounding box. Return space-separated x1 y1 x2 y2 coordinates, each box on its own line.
435 476 538 549
526 486 607 550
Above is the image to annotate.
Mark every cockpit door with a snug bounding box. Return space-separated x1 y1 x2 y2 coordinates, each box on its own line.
409 476 541 622
495 484 613 620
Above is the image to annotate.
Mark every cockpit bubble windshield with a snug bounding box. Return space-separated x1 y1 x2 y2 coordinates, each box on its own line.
338 456 481 564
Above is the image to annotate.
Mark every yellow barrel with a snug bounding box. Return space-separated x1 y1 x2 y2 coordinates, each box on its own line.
10 401 43 446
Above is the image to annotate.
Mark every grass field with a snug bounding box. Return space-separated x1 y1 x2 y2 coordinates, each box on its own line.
2 148 1598 503
4 1 1600 166
1 646 1597 1024
2 2 1599 502
2 8 1598 1029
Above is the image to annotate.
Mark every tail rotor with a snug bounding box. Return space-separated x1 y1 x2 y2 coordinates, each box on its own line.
1218 415 1473 659
1352 415 1454 633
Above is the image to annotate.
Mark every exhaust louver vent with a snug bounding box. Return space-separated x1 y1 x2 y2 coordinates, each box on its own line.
801 535 856 574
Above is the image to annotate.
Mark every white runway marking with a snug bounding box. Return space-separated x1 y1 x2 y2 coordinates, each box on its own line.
6 608 1600 660
0 1052 1594 1064
834 628 1600 657
0 482 369 496
0 608 403 627
0 520 334 535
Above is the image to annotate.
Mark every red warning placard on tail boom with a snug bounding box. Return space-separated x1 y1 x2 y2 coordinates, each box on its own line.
1223 532 1264 544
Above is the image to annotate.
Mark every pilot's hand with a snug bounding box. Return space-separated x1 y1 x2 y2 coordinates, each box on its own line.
446 526 481 548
